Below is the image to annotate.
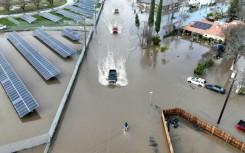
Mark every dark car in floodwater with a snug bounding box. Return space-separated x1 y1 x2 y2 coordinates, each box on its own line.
205 84 226 94
107 69 117 85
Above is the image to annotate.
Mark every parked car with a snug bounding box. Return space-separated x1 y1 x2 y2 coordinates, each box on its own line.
0 24 7 30
236 120 245 132
205 84 226 94
107 69 117 85
212 44 224 51
114 8 119 14
187 77 206 87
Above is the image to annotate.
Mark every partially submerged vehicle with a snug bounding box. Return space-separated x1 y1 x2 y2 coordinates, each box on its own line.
107 69 117 85
236 120 245 132
112 24 118 33
114 8 119 14
187 77 206 87
205 84 226 94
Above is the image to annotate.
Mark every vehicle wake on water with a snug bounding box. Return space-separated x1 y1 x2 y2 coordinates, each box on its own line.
98 50 128 86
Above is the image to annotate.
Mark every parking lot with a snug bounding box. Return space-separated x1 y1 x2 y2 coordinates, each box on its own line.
0 30 82 146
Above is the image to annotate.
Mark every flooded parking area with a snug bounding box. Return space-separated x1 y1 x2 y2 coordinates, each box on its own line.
0 30 82 146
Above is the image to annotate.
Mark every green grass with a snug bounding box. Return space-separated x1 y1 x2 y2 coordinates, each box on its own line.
0 0 99 29
49 11 72 21
0 18 16 26
0 0 66 15
32 14 50 22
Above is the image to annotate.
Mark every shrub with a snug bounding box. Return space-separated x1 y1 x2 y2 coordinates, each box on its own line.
160 46 169 52
238 87 245 95
207 13 213 17
206 58 215 67
194 63 205 74
202 37 208 41
214 12 221 19
151 35 161 45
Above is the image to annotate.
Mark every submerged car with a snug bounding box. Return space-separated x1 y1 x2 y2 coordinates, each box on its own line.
187 77 206 87
107 69 117 85
236 120 245 132
112 24 118 33
205 84 226 94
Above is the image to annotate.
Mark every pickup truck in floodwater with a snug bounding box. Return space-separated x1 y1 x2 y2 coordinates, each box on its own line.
107 69 117 85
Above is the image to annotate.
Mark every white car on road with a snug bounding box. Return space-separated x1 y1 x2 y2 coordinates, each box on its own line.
187 77 206 87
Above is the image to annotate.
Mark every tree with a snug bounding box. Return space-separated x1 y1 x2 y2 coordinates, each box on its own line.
148 0 155 27
155 0 163 34
227 0 239 21
0 0 12 11
135 13 140 27
147 0 155 45
47 0 54 6
32 0 41 9
18 0 27 11
223 24 245 65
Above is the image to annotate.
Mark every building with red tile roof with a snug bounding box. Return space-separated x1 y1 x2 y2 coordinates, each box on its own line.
181 19 244 41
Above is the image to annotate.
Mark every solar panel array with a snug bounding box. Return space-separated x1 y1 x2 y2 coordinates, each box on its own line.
79 0 98 5
33 29 75 58
65 5 93 18
6 32 60 80
21 15 37 23
192 21 212 30
56 9 85 21
62 28 82 41
40 12 62 22
75 2 95 11
0 52 39 117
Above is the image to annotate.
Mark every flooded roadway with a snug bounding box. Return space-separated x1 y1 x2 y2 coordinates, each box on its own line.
49 1 245 153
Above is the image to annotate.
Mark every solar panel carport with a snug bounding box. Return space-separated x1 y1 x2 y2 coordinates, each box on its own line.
65 5 93 18
62 28 82 41
40 12 62 22
6 32 60 80
33 29 75 58
20 15 37 23
56 9 85 21
0 52 39 117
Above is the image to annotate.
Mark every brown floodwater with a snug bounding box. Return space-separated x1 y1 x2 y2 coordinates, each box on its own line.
48 0 245 153
0 30 81 145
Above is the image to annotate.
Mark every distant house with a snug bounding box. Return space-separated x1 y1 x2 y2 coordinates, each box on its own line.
181 19 245 42
138 0 180 11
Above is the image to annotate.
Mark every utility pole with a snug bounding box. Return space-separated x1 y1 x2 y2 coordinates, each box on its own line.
217 71 237 124
84 18 86 49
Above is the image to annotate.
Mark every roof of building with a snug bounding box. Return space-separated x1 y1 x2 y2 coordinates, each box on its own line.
182 19 245 40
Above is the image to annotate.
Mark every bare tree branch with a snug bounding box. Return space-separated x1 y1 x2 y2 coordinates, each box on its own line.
32 0 41 9
47 0 54 6
0 0 12 11
223 24 245 64
18 0 27 11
